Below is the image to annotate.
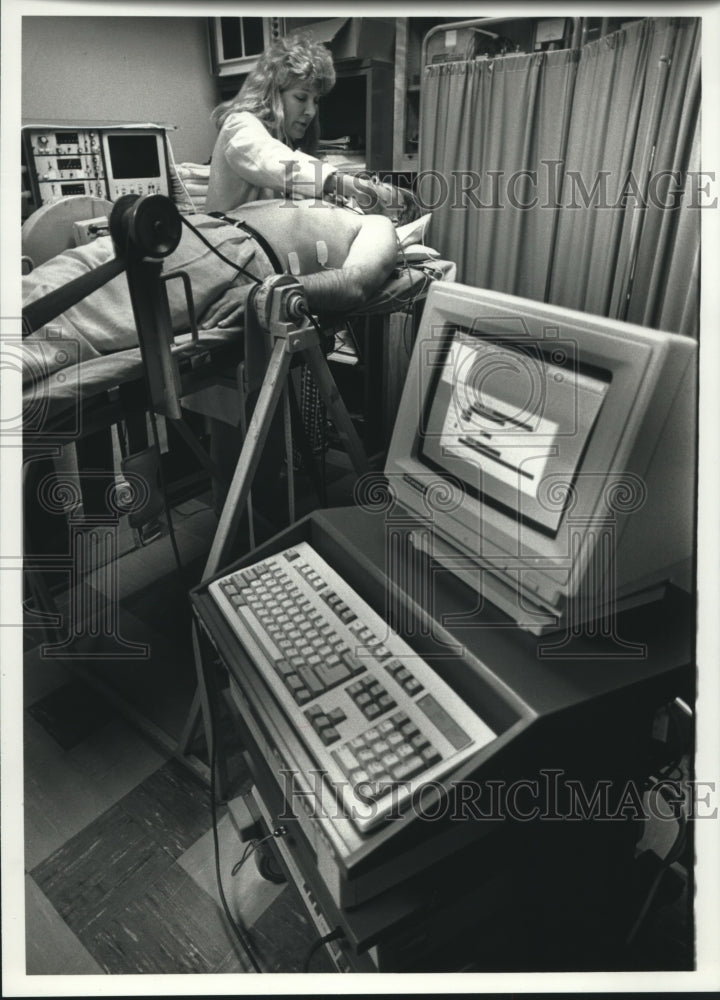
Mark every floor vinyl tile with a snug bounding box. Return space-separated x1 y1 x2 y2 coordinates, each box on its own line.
35 580 155 664
25 680 118 750
23 715 160 872
176 812 285 930
64 718 169 796
81 863 252 975
119 758 214 858
31 802 175 937
25 875 104 976
34 605 199 743
89 535 187 603
173 505 219 545
248 885 334 973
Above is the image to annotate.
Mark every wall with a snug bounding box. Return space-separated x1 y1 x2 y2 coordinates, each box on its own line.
22 16 219 164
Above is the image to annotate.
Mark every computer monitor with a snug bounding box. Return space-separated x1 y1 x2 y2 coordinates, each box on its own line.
385 283 697 635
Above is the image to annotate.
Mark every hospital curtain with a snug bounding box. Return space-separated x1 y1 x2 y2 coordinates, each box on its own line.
620 18 700 337
420 17 700 338
550 17 700 337
420 48 579 301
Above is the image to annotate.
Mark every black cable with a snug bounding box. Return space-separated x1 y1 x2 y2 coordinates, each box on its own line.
625 782 689 947
302 927 346 973
205 652 264 973
231 828 286 876
297 302 324 340
180 214 264 286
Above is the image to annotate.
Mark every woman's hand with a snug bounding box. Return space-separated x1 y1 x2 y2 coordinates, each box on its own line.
199 283 253 329
328 173 397 217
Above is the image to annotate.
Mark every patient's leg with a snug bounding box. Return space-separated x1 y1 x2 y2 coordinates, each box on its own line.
234 201 399 313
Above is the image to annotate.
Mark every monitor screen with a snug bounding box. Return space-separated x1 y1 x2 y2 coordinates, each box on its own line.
385 283 696 633
419 326 611 536
106 133 161 179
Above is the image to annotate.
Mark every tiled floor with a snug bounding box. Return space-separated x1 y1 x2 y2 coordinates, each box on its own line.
22 493 332 977
21 489 694 978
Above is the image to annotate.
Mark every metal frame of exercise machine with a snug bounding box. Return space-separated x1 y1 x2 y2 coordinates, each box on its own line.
23 193 371 783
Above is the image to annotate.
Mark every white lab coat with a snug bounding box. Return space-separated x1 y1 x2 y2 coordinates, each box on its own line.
205 111 337 213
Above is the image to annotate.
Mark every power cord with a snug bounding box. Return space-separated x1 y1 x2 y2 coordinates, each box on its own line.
302 927 346 973
205 649 264 973
180 214 264 286
231 827 287 876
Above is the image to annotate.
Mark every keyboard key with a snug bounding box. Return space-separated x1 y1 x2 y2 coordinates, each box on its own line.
341 651 366 676
320 726 340 746
410 733 430 752
316 660 352 688
392 756 425 781
421 746 442 767
327 707 346 726
332 747 356 777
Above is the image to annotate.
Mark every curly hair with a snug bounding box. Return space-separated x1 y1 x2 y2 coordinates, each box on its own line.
211 33 336 155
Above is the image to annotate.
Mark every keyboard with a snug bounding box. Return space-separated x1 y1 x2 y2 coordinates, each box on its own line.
209 541 496 833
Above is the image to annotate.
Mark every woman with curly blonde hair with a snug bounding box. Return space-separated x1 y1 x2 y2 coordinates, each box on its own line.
206 32 384 214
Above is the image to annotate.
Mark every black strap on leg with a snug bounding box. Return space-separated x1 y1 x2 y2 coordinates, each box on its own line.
208 212 284 276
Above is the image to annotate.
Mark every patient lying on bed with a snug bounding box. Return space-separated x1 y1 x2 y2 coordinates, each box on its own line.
197 198 400 326
22 199 400 384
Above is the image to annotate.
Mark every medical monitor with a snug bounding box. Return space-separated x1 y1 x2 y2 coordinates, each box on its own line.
385 283 696 634
100 129 169 200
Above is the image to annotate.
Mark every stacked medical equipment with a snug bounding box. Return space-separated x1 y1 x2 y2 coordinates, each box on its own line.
22 121 172 213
